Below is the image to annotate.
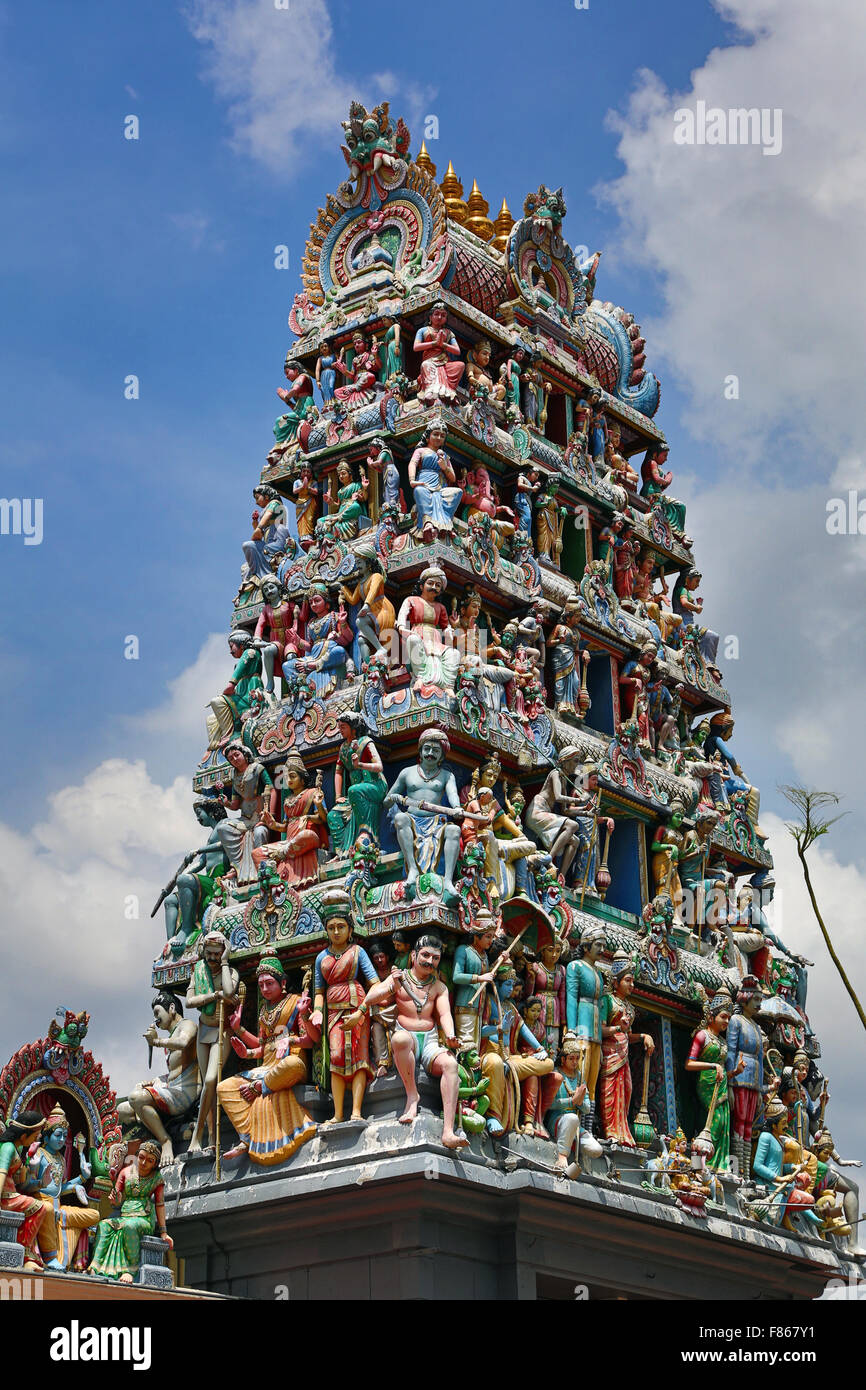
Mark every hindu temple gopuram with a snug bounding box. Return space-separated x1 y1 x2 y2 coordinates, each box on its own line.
3 104 861 1301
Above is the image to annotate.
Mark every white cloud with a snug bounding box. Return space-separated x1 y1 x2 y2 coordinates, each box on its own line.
184 0 436 178
184 0 353 175
601 0 866 462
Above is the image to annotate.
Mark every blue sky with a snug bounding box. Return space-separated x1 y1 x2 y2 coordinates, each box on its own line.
3 0 866 1171
0 0 737 815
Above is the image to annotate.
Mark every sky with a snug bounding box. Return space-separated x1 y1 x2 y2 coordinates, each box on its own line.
1 0 865 1178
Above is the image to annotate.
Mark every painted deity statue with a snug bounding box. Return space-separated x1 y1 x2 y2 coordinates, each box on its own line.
273 358 315 452
384 727 463 902
255 575 310 704
546 1033 597 1178
677 808 721 936
685 989 742 1172
599 954 653 1147
650 799 686 920
242 484 294 585
120 991 200 1164
408 419 463 542
23 1105 99 1272
0 1111 46 1269
333 330 381 407
367 435 402 511
89 1141 172 1284
548 597 588 718
315 337 345 406
526 751 612 893
294 583 353 699
500 343 528 413
513 466 541 536
348 935 466 1149
618 644 656 749
396 565 460 694
565 926 607 1138
453 918 501 1052
725 976 768 1181
256 755 329 888
524 941 567 1055
340 554 395 669
459 755 537 902
479 966 557 1137
811 1130 865 1257
751 1100 821 1235
185 932 241 1155
672 567 719 664
219 956 317 1165
160 798 229 956
326 712 387 855
465 337 506 401
310 909 379 1123
315 459 369 541
413 301 464 404
291 464 318 547
379 316 402 382
534 476 564 567
206 632 264 750
215 741 274 884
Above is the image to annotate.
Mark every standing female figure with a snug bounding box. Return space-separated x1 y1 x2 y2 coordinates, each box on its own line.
310 911 379 1123
599 954 653 1147
326 714 387 855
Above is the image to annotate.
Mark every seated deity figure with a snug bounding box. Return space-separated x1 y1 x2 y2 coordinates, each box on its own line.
345 934 467 1149
333 331 381 407
396 565 461 693
0 1111 47 1270
256 755 329 888
119 991 200 1165
206 632 264 750
271 357 315 456
408 419 464 542
241 484 295 590
214 741 274 885
479 965 558 1137
315 459 370 542
383 728 463 903
451 588 514 713
293 583 353 699
218 956 317 1165
460 754 538 902
465 337 506 401
526 751 612 891
339 553 396 669
413 301 465 404
88 1142 173 1284
25 1105 100 1272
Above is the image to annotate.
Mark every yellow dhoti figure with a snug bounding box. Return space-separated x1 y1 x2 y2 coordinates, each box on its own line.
218 961 317 1167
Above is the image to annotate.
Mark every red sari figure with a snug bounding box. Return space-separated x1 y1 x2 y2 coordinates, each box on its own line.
599 955 654 1148
254 757 329 888
310 912 378 1124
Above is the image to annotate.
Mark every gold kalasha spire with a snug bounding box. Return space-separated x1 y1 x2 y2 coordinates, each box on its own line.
415 141 437 179
490 197 515 254
465 179 495 242
440 161 468 224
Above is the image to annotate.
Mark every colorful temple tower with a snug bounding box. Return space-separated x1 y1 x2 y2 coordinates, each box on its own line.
5 104 858 1299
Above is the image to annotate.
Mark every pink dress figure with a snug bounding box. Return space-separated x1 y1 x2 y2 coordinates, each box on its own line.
524 945 566 1053
334 332 380 407
413 302 465 403
599 956 654 1148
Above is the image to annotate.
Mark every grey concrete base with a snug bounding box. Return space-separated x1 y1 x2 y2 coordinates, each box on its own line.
163 1094 859 1300
0 1209 25 1270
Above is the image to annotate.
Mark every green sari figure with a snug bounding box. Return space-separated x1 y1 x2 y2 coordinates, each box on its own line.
686 991 741 1172
326 714 387 855
89 1142 172 1284
315 461 369 541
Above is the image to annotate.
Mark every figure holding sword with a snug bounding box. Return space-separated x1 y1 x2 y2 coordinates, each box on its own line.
151 798 229 957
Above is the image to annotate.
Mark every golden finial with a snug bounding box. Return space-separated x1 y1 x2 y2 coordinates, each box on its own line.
490 198 515 254
465 179 494 241
440 160 468 224
415 141 437 179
